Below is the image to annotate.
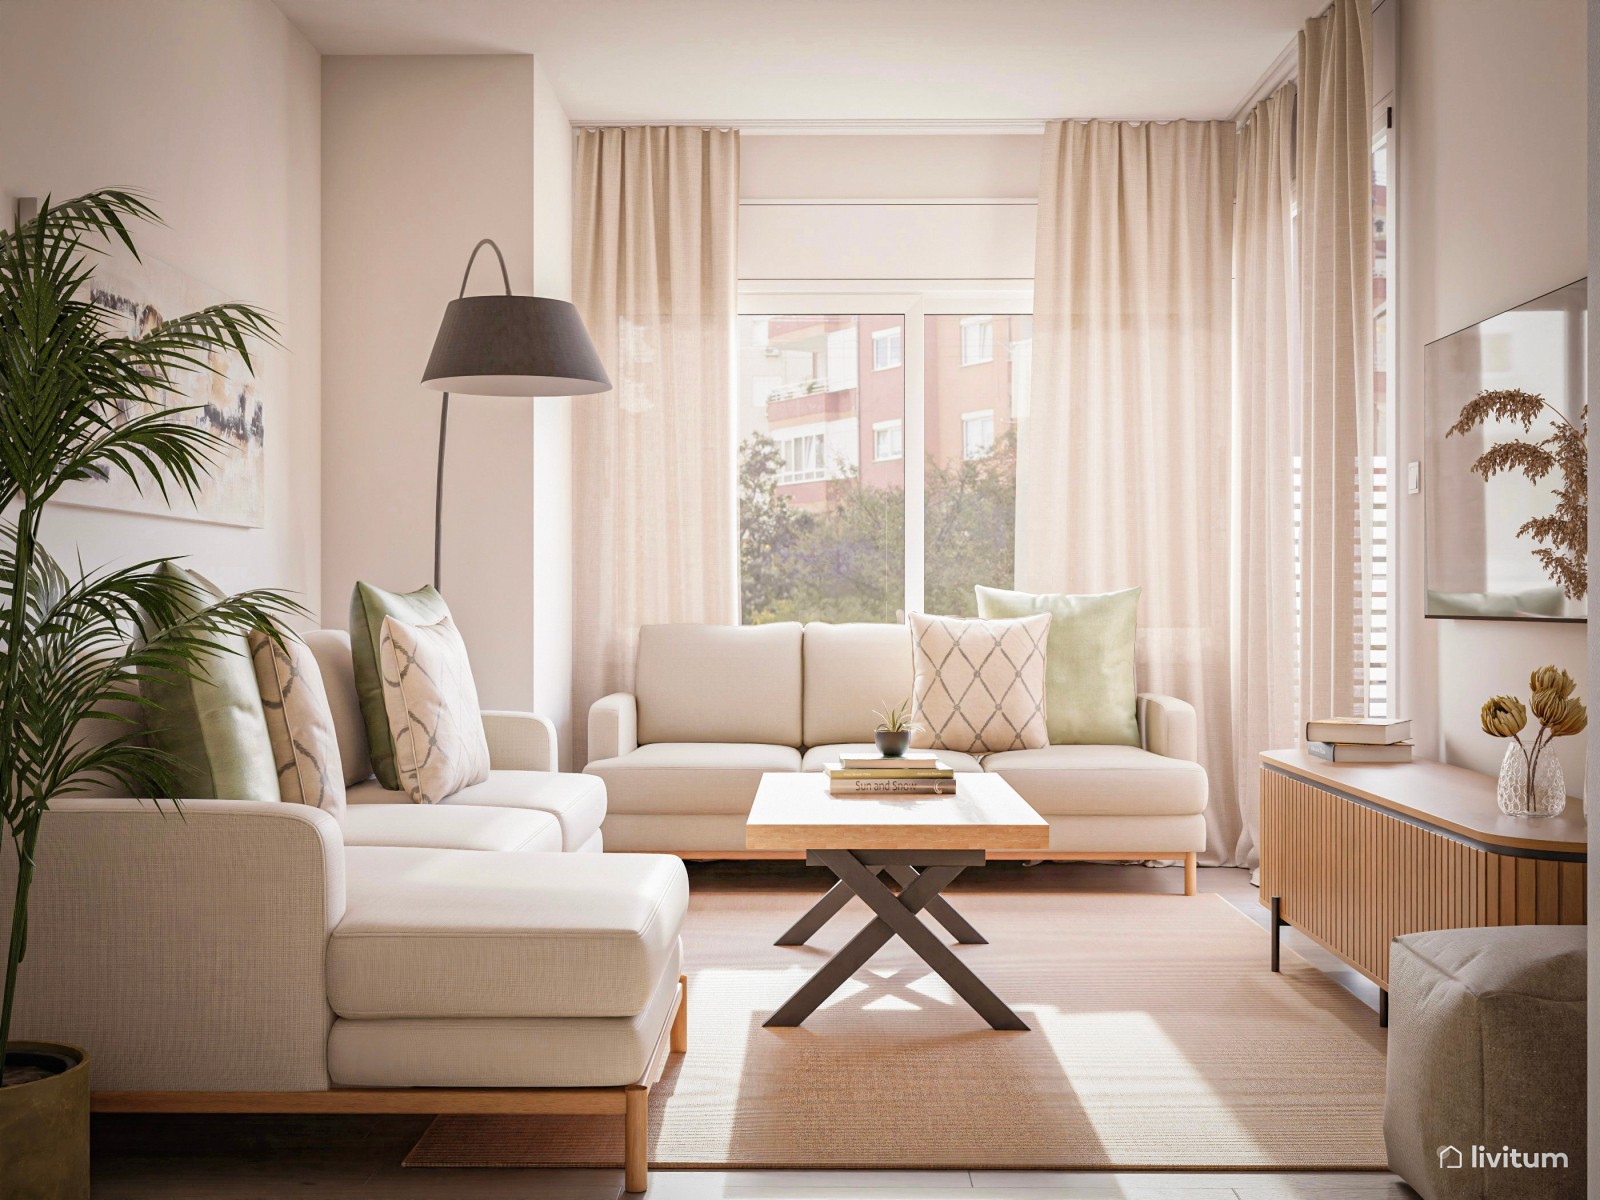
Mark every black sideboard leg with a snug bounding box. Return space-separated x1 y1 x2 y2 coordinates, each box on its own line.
1270 895 1284 972
1379 988 1389 1028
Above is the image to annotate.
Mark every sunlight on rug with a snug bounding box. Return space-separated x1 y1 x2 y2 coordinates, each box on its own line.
405 890 1387 1171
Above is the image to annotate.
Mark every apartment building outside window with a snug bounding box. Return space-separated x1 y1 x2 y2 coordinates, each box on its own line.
872 326 902 370
960 316 994 365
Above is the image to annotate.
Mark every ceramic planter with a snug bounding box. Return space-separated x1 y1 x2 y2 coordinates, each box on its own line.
0 1042 90 1199
875 729 910 757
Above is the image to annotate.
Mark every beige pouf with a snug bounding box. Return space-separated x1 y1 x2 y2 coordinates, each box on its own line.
1384 924 1586 1199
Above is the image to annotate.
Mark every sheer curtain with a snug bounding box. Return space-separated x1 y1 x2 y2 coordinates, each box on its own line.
1297 0 1375 723
572 127 740 763
1232 85 1300 868
1018 120 1246 865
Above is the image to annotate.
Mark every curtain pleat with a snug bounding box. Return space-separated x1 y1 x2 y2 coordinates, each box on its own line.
1297 0 1376 726
1019 119 1244 865
1232 85 1301 869
572 127 739 764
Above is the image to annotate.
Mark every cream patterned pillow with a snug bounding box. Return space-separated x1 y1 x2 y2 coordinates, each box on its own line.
249 633 347 820
378 614 490 804
907 611 1052 754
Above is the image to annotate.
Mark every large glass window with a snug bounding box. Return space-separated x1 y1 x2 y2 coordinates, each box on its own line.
737 306 1029 624
736 315 905 625
923 315 1027 616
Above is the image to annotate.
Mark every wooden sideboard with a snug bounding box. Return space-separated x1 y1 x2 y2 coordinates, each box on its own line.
1259 749 1587 1023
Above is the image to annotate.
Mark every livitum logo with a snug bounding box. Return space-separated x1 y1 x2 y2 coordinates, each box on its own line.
1437 1144 1570 1170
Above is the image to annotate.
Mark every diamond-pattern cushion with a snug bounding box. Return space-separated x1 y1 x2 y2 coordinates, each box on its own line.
907 611 1051 754
378 615 490 804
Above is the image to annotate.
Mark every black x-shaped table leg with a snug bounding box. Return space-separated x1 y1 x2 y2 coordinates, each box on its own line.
765 849 1029 1031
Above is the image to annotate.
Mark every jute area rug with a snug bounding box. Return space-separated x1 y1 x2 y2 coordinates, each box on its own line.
406 887 1388 1171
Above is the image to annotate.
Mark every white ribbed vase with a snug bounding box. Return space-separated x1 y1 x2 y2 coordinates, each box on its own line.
1496 743 1566 818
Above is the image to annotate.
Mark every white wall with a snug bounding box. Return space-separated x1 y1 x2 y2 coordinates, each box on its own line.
531 62 577 766
1396 0 1589 786
0 0 322 616
321 55 539 709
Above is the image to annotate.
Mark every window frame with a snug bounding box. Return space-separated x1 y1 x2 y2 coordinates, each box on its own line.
961 408 996 460
872 417 904 462
737 282 1032 618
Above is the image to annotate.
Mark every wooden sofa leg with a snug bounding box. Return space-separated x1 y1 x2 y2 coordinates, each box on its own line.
624 1084 649 1193
671 974 689 1053
1183 852 1198 897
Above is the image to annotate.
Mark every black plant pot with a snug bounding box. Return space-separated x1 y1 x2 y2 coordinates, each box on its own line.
875 729 910 757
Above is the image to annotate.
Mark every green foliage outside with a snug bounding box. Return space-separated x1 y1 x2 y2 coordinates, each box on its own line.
738 430 1016 624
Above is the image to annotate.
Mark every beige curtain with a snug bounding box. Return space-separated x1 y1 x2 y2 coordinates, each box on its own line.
1018 120 1245 865
1232 85 1301 869
572 127 740 763
1297 0 1375 724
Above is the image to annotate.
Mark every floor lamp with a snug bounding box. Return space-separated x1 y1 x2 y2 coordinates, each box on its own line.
420 238 611 590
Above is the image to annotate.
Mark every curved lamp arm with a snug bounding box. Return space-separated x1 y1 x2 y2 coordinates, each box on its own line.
434 238 512 590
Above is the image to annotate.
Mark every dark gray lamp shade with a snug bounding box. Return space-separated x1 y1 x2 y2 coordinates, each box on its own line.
421 295 611 397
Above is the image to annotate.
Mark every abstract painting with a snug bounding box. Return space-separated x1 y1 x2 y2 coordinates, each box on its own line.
54 256 266 527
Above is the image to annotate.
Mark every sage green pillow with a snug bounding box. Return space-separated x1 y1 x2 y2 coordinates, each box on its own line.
140 562 280 802
974 584 1141 746
350 581 451 790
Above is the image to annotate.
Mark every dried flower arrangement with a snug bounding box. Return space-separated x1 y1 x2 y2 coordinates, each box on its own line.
1480 666 1587 817
1447 388 1587 600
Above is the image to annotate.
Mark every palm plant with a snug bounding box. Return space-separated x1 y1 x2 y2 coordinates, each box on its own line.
0 190 300 1075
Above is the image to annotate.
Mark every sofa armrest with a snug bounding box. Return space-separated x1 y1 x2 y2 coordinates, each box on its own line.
0 797 346 1091
1137 693 1198 761
481 710 558 773
588 692 639 764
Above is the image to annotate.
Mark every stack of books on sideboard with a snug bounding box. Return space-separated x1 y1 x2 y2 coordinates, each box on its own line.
825 752 956 795
1305 717 1413 763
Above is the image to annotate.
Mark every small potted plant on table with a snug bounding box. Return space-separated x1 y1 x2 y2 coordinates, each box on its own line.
873 699 920 758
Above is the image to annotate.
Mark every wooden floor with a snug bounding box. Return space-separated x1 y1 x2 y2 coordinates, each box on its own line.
90 862 1414 1199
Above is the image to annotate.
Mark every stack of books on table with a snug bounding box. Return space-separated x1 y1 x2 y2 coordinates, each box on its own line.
1305 717 1414 763
824 752 956 796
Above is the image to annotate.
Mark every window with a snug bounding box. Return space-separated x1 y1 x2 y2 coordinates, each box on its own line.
960 316 994 365
736 315 904 625
962 410 995 460
873 419 903 462
871 326 902 370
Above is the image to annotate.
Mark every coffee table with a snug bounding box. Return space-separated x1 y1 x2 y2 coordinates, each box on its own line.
746 772 1049 1031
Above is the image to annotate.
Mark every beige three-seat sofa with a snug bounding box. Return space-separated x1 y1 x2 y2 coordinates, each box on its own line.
4 630 684 1193
587 622 1208 892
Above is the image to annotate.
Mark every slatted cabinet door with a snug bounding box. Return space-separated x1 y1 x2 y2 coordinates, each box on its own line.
1260 753 1585 989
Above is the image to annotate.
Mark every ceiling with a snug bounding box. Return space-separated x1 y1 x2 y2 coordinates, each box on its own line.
275 0 1323 124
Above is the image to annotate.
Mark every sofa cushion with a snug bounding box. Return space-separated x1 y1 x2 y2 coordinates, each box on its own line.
303 630 374 786
981 744 1207 816
348 771 606 852
976 585 1141 746
250 632 347 819
586 743 801 815
799 743 984 774
908 611 1052 753
330 848 688 1019
378 614 491 804
340 804 562 852
636 622 802 746
327 941 683 1089
139 563 280 804
802 623 914 747
349 582 452 790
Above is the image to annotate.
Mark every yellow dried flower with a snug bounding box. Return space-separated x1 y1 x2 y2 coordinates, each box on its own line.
1542 695 1588 738
1530 666 1577 699
1481 696 1527 738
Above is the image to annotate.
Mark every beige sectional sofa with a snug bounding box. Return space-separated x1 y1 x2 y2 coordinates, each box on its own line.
4 630 684 1193
587 622 1208 891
